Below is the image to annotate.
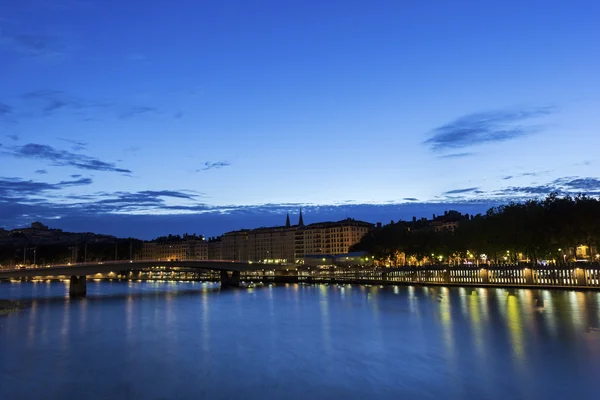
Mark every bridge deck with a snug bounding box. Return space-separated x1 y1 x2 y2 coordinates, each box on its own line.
0 260 285 279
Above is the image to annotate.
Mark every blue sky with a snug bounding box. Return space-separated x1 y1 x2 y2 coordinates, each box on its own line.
1 0 599 238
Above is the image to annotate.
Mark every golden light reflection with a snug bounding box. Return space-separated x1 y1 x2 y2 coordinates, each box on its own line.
60 295 71 352
506 294 524 360
468 290 484 356
568 291 585 332
319 284 332 355
408 285 416 313
439 287 456 364
458 287 468 316
201 290 210 353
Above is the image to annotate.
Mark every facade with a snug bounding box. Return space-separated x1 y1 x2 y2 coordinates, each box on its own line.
298 219 373 258
138 235 207 261
218 212 374 263
207 237 223 260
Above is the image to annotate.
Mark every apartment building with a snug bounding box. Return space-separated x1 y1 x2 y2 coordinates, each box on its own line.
138 235 207 261
217 211 373 263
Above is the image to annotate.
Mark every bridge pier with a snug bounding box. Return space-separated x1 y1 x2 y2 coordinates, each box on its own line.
69 276 87 297
220 270 240 288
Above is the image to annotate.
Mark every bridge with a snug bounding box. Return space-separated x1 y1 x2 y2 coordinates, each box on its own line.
0 260 285 296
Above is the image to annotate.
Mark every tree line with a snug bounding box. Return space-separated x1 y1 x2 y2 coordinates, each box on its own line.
350 194 600 266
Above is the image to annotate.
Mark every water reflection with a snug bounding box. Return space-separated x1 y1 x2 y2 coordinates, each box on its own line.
319 284 332 355
506 293 525 360
1 282 600 399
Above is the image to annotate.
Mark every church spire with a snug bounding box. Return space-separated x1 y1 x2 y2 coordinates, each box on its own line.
298 208 304 226
285 213 291 227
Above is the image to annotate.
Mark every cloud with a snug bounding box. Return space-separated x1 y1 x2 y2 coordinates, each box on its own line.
438 152 475 159
2 143 131 173
0 176 92 198
70 174 81 178
8 90 160 122
173 112 184 119
443 187 480 195
0 102 12 115
502 171 548 181
6 134 19 141
198 161 231 171
424 106 556 152
403 198 418 201
58 177 92 186
21 90 86 115
0 102 16 125
555 177 600 192
58 138 87 151
0 187 206 220
450 176 600 199
35 169 48 174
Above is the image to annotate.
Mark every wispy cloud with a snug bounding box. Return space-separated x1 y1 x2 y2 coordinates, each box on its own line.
441 176 600 199
403 197 418 201
438 152 475 159
198 161 231 171
6 134 19 141
424 106 556 152
502 171 549 181
58 138 87 151
443 187 480 195
557 177 600 192
0 176 92 198
22 89 98 116
1 143 131 173
4 90 160 122
35 169 47 174
0 102 12 115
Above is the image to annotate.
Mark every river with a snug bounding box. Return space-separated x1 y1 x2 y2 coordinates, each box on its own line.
1 281 599 399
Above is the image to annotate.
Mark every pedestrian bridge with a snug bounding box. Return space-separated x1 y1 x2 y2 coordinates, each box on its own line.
0 260 285 296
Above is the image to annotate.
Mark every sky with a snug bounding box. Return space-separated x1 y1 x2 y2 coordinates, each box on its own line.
1 0 600 239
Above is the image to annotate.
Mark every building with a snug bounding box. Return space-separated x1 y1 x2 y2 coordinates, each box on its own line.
298 218 374 259
218 211 374 263
138 234 207 261
220 212 298 263
207 237 223 260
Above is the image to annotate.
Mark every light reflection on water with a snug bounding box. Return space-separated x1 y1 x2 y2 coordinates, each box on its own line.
1 281 600 399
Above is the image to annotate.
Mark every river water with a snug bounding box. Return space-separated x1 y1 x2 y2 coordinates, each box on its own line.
1 281 599 399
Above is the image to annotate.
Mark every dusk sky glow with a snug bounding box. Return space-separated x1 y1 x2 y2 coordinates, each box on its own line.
1 0 600 238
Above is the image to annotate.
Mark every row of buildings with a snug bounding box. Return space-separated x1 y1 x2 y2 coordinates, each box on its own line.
136 211 374 264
